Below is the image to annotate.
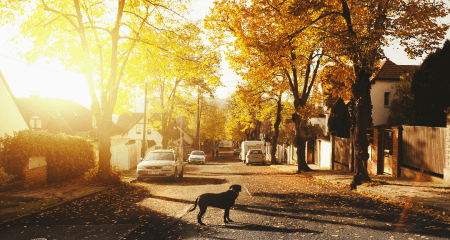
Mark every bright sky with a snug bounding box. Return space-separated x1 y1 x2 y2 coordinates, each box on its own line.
0 1 448 110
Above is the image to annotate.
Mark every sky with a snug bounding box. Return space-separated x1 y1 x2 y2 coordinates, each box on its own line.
0 1 448 110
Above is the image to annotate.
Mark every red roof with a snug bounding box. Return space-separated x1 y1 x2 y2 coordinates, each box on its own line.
371 59 418 83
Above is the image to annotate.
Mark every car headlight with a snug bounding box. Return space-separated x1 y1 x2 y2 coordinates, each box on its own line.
162 165 173 170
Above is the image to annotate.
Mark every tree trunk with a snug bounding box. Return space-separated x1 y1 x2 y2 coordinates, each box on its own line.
294 114 311 172
97 118 112 180
349 70 372 189
161 113 169 149
271 98 282 164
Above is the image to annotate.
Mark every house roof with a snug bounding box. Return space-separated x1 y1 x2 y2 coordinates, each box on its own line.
116 113 144 132
0 70 29 135
15 97 93 134
371 59 419 83
0 71 16 103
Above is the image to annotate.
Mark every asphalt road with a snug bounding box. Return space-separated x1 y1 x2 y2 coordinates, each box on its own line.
1 150 449 240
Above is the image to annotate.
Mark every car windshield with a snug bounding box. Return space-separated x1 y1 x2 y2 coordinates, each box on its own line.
250 150 262 154
144 152 174 161
191 151 204 155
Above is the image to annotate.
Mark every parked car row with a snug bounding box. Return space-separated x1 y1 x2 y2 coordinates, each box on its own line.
136 146 269 182
137 149 211 182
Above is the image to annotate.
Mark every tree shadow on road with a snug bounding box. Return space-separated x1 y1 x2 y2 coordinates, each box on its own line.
233 191 450 238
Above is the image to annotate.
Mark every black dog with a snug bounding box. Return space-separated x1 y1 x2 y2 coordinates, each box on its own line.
189 184 242 225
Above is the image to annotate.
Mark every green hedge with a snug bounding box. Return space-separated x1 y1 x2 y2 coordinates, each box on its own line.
0 130 96 183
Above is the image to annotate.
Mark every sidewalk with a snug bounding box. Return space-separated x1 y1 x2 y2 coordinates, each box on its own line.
0 179 110 226
272 164 450 215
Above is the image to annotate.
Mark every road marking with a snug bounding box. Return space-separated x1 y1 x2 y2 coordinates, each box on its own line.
244 186 252 197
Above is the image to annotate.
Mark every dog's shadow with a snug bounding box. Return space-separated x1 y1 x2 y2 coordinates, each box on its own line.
216 222 321 234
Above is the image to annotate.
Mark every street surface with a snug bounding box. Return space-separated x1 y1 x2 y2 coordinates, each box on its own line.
0 150 449 239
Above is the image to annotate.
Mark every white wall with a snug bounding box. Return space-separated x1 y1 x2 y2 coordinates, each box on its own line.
0 72 29 137
317 139 332 169
371 81 399 126
110 138 140 171
110 139 129 171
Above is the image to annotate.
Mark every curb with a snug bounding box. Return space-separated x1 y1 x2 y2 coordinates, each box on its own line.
0 185 112 227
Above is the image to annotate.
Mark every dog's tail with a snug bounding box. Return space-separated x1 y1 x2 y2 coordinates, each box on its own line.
188 197 199 212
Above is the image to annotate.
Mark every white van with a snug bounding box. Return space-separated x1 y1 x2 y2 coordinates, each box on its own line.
240 141 266 162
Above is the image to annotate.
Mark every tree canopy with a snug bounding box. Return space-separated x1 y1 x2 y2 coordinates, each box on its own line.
0 0 218 179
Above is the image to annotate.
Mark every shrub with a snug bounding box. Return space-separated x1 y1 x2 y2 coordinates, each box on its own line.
0 130 96 183
0 167 16 185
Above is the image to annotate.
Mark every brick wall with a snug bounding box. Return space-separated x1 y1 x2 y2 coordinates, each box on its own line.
391 126 402 178
368 128 379 175
23 157 47 187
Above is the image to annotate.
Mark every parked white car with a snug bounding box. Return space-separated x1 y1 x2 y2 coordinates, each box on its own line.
137 150 183 182
245 149 266 165
188 150 206 164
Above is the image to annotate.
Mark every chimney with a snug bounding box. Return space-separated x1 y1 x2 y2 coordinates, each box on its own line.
30 91 40 99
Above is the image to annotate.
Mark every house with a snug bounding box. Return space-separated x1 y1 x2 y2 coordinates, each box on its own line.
370 59 419 126
116 113 159 150
15 95 95 138
0 70 29 137
116 113 193 152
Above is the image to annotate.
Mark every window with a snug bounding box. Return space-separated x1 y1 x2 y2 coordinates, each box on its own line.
146 128 151 134
30 116 41 129
136 126 142 134
384 92 391 107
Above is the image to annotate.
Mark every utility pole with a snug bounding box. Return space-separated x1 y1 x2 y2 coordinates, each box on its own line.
179 117 183 160
141 80 148 157
196 86 201 150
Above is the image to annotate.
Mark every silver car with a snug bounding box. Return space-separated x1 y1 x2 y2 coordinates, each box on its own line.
188 150 206 164
245 149 266 165
137 150 184 181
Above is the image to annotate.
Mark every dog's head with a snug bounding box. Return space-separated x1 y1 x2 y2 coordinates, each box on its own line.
229 184 242 195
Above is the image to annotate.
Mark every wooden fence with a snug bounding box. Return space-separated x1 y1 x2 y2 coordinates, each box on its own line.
333 136 352 171
402 126 445 175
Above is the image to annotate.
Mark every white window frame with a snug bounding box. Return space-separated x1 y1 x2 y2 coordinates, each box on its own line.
30 116 42 129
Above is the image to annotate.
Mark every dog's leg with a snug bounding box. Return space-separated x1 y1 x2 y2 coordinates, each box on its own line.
224 208 233 223
197 205 207 225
